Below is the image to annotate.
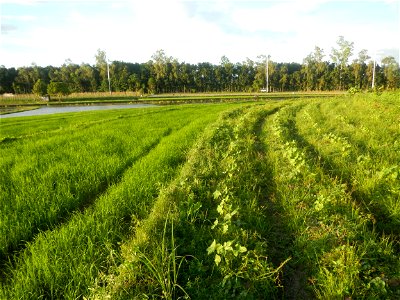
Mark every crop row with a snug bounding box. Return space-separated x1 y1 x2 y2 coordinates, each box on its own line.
89 102 295 298
264 102 399 298
1 94 398 299
89 95 399 299
0 104 235 298
296 96 400 231
1 116 170 260
1 107 198 260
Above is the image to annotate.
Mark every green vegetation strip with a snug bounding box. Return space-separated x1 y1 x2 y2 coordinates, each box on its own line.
296 93 400 231
0 107 184 260
0 93 398 299
263 100 399 298
0 92 338 106
0 104 235 299
89 102 291 299
0 106 40 115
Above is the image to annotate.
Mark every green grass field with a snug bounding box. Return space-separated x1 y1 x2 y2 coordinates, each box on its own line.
0 91 339 108
0 93 399 299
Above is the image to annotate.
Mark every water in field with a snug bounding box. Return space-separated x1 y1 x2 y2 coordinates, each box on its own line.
1 103 158 118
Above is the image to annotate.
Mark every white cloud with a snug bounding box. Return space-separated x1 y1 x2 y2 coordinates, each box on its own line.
230 0 331 34
0 0 398 67
2 14 37 21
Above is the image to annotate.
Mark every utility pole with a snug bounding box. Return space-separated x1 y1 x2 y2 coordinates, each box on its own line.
107 59 111 95
371 50 384 90
266 55 270 93
372 57 376 89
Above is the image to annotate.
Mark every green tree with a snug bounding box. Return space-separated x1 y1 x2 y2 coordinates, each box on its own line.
237 59 255 92
179 63 191 93
95 49 109 92
110 62 129 92
220 55 234 91
253 55 270 92
301 47 327 91
128 73 141 94
291 70 302 91
351 49 370 89
279 64 289 91
12 65 41 94
147 77 156 94
381 56 400 89
74 64 97 92
330 36 354 90
32 79 47 97
47 81 71 100
151 49 170 93
302 53 317 91
313 46 328 90
0 66 17 93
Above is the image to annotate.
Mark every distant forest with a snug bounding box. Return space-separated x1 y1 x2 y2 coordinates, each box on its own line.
1 38 399 95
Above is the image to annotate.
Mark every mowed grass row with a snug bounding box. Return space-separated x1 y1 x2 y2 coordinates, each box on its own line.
295 94 400 231
0 103 238 299
0 107 195 260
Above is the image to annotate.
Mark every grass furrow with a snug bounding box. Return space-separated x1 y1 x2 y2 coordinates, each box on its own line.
90 102 291 299
296 98 400 232
0 113 176 261
263 103 399 299
1 93 398 299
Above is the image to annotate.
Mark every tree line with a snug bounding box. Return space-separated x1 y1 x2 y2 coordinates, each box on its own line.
1 37 399 96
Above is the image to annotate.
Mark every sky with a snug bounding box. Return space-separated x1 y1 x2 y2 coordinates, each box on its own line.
1 0 399 68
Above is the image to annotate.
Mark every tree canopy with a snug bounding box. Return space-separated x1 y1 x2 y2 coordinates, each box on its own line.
47 81 71 99
1 38 399 95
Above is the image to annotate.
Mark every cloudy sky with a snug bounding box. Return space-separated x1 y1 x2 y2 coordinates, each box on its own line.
1 0 399 68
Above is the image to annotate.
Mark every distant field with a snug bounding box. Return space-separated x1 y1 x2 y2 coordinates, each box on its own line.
0 93 399 299
0 91 340 107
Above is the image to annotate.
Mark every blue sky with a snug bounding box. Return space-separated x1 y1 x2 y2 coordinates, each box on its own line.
1 0 399 68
